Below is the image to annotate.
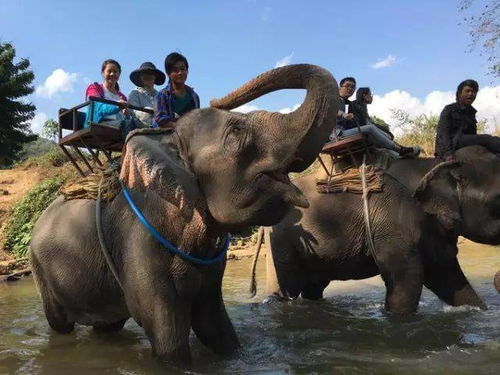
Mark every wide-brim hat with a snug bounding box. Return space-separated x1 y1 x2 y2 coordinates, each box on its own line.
129 62 166 87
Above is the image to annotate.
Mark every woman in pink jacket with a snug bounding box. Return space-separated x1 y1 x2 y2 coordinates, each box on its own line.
84 59 128 127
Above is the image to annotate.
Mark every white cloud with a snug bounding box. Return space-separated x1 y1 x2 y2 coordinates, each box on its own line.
231 103 302 114
274 53 294 69
371 55 397 70
279 103 300 114
369 86 500 132
36 69 79 98
233 104 260 113
30 112 48 134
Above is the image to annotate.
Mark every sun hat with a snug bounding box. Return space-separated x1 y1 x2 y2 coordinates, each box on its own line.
129 62 166 87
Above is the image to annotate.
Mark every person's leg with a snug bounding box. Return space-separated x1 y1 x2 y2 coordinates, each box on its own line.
342 125 419 157
356 125 401 151
458 134 500 154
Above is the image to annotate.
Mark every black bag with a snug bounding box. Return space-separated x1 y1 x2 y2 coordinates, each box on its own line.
119 117 139 138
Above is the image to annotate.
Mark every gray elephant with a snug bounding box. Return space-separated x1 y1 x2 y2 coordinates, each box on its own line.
262 146 500 314
30 64 339 364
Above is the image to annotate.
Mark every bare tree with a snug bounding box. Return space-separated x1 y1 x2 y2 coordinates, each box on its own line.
459 0 500 77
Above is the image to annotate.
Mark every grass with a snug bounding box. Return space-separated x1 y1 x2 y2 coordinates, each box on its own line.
3 176 67 258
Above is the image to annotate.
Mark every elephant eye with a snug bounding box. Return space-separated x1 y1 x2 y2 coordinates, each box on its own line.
231 126 242 134
224 118 248 152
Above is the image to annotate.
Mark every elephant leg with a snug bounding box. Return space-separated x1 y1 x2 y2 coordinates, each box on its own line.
93 319 128 333
191 265 239 355
376 248 424 314
265 228 303 299
301 279 330 300
42 293 75 333
424 256 486 309
33 270 74 333
134 280 192 364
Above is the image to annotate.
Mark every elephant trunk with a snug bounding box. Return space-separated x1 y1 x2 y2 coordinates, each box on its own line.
210 64 338 172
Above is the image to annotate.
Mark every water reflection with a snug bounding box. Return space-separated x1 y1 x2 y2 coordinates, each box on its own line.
0 243 499 374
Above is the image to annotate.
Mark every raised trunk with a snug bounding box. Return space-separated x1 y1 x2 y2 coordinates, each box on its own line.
210 64 338 172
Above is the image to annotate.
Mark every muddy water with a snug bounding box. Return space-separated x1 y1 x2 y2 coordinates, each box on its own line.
1 242 499 374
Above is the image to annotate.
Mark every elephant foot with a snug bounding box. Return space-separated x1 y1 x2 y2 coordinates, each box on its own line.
93 318 128 333
262 294 294 304
494 271 500 293
301 280 329 300
453 285 487 310
42 295 75 333
152 343 192 366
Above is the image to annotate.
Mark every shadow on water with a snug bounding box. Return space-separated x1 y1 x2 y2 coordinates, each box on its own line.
0 243 499 374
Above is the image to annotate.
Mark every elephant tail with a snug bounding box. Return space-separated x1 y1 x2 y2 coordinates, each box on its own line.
249 226 265 297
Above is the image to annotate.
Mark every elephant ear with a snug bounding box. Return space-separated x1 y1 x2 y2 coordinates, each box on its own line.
414 161 463 230
120 128 200 220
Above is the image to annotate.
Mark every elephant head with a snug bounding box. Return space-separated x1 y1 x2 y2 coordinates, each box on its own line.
415 146 500 244
121 64 338 229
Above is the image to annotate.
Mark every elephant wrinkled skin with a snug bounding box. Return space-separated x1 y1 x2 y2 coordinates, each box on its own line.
30 64 338 364
265 146 500 314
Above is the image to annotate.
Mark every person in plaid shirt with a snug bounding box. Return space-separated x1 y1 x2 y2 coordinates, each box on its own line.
153 53 200 128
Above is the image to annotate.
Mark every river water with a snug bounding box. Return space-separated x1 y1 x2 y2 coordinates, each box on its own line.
1 242 499 374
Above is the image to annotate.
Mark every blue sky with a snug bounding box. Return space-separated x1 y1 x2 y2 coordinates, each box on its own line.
1 0 498 133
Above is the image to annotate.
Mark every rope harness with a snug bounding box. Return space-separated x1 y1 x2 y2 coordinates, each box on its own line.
95 170 231 290
361 155 377 257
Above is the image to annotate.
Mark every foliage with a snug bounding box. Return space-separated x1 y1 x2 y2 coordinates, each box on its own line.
370 115 390 129
20 145 69 168
15 136 56 161
4 176 66 258
0 41 37 166
459 0 500 77
393 110 439 156
393 109 487 156
41 119 59 141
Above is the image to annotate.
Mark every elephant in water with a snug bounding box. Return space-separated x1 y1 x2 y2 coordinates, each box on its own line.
261 146 500 314
30 64 339 364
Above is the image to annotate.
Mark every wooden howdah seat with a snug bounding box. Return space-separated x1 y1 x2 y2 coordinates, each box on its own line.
58 96 152 176
318 127 373 177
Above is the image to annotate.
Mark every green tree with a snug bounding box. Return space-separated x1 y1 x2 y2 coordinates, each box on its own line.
41 119 59 140
393 109 487 156
392 109 439 157
0 41 36 166
370 115 390 129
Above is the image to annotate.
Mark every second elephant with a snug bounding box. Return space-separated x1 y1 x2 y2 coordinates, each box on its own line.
264 146 500 314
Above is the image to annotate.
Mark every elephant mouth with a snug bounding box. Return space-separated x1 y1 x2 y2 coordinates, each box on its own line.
255 170 309 209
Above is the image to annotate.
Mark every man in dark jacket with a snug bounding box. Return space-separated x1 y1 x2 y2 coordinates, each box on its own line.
435 79 500 161
333 77 358 139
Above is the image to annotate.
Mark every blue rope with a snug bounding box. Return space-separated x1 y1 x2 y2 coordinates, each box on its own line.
120 181 230 265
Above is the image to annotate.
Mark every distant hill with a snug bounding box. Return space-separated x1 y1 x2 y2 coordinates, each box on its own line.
15 136 56 162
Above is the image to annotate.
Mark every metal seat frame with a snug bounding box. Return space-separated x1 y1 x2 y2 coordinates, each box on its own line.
58 96 153 176
318 123 373 178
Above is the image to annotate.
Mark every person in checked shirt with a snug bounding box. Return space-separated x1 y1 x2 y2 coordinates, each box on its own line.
153 52 200 128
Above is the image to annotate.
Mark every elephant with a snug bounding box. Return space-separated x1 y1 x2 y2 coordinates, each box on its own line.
29 64 339 364
261 145 500 314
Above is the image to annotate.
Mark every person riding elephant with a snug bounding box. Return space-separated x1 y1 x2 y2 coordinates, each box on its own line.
128 61 166 127
29 64 339 365
256 145 500 314
435 79 500 161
